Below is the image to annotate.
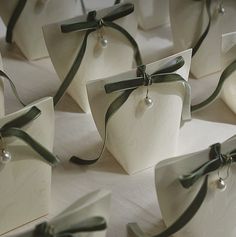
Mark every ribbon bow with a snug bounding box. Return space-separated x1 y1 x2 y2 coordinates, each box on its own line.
179 143 236 188
33 216 107 237
53 3 142 105
70 56 191 166
0 106 59 166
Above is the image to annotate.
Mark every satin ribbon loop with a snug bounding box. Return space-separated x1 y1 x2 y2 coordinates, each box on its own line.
0 106 59 166
136 65 152 87
179 143 236 189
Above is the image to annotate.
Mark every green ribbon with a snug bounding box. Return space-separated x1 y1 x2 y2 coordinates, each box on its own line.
0 70 26 106
34 216 107 237
127 142 233 237
6 0 27 43
191 58 236 112
192 0 212 57
70 56 191 165
0 106 59 166
53 3 142 106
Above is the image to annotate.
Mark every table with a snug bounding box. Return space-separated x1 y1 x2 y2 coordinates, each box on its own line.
1 2 236 236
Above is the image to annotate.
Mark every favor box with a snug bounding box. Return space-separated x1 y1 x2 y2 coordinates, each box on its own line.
170 0 223 78
0 97 54 235
87 49 191 174
43 3 138 112
155 135 236 237
0 0 83 60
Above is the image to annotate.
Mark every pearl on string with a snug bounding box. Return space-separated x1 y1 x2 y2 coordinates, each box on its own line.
0 149 12 164
218 4 225 14
144 96 153 108
216 178 226 191
100 37 108 48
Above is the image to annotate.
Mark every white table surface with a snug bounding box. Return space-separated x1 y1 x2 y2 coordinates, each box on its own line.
1 1 236 237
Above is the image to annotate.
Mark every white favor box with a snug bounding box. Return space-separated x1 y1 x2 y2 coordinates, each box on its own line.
0 0 83 60
87 49 191 174
43 4 138 112
155 135 236 237
134 0 170 30
50 189 111 237
170 0 223 78
0 54 4 117
0 97 54 235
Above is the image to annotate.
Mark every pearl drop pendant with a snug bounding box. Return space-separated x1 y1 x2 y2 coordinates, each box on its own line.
144 96 153 108
0 149 12 164
218 4 225 14
100 37 108 48
216 178 226 191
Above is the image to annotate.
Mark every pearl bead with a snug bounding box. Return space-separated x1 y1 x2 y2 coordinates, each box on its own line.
0 149 12 164
100 38 108 48
216 178 226 191
144 97 153 108
218 5 225 14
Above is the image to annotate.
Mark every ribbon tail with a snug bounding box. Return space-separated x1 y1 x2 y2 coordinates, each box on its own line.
128 176 208 237
70 89 134 165
0 70 26 106
192 0 212 57
6 0 27 43
191 59 236 112
104 21 143 66
2 127 60 166
53 30 92 106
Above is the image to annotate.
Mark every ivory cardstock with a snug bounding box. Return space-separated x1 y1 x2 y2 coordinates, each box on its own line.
43 4 137 112
0 55 4 117
0 0 82 60
0 97 54 235
155 135 236 237
134 0 170 30
87 49 192 174
170 0 223 78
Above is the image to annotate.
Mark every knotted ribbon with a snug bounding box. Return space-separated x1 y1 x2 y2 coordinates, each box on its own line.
33 216 107 237
128 142 235 237
70 56 191 165
53 3 142 105
0 106 59 166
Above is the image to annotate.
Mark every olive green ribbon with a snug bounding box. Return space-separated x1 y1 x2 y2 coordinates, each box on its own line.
192 0 211 57
0 106 59 166
33 216 107 237
0 70 26 106
191 58 236 112
127 142 233 237
53 3 142 106
70 56 191 165
6 0 27 43
180 143 236 188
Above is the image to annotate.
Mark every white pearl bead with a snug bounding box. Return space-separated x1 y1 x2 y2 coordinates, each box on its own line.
144 97 153 108
0 150 12 164
218 5 225 14
100 38 108 48
216 178 226 191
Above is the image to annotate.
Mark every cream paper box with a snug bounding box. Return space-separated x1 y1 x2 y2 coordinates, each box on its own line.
14 189 111 237
0 0 83 60
86 49 192 174
43 3 138 113
170 0 223 78
134 0 170 30
0 55 4 117
0 97 54 235
155 135 236 237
